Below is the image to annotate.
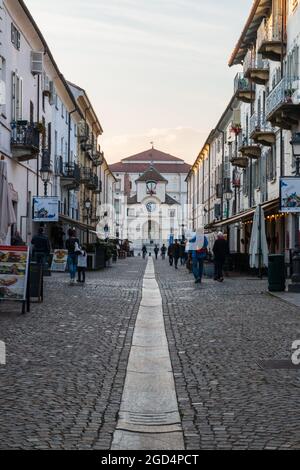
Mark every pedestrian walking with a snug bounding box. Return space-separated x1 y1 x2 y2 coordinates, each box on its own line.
213 232 229 282
161 244 167 260
179 241 186 266
66 229 80 285
154 245 159 260
77 245 87 284
168 243 174 266
31 227 51 266
142 245 147 259
173 240 180 270
192 234 208 284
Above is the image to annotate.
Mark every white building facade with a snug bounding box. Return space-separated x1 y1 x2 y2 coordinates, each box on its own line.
187 0 300 269
110 148 191 252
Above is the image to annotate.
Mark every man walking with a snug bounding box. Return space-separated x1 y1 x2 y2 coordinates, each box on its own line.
173 240 180 270
168 243 174 266
192 234 208 284
142 245 147 259
154 245 159 260
213 232 229 282
31 227 51 266
161 244 167 260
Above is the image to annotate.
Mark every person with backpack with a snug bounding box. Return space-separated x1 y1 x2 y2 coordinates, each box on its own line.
66 229 80 285
192 233 208 284
77 245 87 284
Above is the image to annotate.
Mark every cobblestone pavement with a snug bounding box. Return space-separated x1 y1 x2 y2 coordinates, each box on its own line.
0 259 145 450
155 259 300 450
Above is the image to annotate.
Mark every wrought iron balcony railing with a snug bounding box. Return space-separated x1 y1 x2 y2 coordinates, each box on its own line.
11 121 40 148
266 77 300 119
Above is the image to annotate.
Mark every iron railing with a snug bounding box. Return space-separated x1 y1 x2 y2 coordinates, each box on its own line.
11 121 40 149
266 77 300 118
257 15 285 51
250 111 275 135
234 73 251 94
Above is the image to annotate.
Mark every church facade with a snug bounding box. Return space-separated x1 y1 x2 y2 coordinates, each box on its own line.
109 148 191 253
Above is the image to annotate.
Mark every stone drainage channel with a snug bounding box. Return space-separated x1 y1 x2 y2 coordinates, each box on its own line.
112 258 184 450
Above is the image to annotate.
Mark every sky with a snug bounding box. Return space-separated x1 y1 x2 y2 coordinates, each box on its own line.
25 0 253 164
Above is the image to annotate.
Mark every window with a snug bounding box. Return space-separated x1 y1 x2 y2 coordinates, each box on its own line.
11 24 21 50
61 103 64 119
11 72 23 121
267 146 277 181
0 57 6 114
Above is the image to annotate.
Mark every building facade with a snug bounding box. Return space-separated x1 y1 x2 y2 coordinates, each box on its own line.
187 0 300 269
0 0 114 248
110 148 191 252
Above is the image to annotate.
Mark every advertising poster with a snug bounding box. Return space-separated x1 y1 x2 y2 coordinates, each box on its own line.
32 197 59 222
280 177 300 213
51 250 68 272
0 246 29 301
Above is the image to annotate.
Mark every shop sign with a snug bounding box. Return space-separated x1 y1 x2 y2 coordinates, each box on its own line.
280 177 300 213
32 197 59 222
0 246 29 301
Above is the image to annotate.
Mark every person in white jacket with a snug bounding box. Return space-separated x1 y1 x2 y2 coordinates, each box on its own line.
77 246 87 284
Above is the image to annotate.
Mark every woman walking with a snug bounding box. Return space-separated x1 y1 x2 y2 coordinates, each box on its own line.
66 229 80 285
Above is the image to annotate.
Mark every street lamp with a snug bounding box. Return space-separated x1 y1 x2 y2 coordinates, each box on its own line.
85 197 92 245
40 155 52 196
289 133 300 292
224 189 233 219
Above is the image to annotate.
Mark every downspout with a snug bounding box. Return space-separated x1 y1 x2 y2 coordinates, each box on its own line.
36 74 40 197
67 108 77 218
217 129 225 221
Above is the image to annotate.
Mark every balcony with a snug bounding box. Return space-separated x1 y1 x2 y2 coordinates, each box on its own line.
11 121 40 162
80 168 98 190
230 154 248 169
243 50 269 85
266 77 300 129
92 150 104 167
93 180 102 194
249 112 276 147
59 157 81 189
234 73 255 103
238 135 261 159
257 16 286 62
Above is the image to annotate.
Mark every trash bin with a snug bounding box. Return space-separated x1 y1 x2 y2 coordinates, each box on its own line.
268 254 286 292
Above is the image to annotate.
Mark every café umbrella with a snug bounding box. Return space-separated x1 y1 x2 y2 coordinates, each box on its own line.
0 160 16 243
249 204 269 272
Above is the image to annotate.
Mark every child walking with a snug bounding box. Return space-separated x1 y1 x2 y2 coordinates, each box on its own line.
77 245 87 284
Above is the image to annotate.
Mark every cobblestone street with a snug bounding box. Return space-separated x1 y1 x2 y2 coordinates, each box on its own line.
155 259 300 450
0 257 300 450
0 259 145 450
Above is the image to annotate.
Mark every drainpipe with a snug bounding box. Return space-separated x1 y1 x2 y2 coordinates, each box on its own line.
36 74 40 197
217 129 225 221
67 108 77 218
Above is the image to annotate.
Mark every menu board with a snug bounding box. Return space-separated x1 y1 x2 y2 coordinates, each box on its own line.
0 246 30 301
51 249 68 272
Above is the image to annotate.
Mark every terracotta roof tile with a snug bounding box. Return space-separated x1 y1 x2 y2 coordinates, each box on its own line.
122 148 184 163
109 162 191 174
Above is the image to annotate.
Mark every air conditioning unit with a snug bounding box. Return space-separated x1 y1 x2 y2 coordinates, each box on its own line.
31 51 43 75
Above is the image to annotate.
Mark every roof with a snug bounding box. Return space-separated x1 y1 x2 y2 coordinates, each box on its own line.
109 162 191 174
127 193 179 205
136 166 168 183
229 0 272 66
17 0 82 117
165 194 180 205
67 81 103 135
122 148 184 163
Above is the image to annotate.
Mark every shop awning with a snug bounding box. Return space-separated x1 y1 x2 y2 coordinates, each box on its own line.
213 198 280 228
59 214 96 231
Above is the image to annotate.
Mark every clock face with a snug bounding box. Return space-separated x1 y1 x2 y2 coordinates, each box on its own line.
146 202 156 213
